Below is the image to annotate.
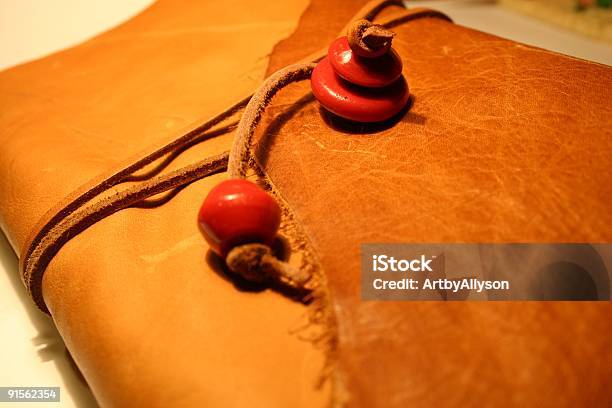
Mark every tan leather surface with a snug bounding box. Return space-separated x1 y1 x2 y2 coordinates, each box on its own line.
0 0 307 254
1 0 611 407
257 3 612 408
0 1 332 407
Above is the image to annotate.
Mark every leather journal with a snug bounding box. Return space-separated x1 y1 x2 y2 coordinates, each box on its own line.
0 0 610 406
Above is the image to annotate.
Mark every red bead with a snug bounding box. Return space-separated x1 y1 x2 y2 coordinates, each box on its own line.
311 57 409 123
198 179 281 256
329 36 403 88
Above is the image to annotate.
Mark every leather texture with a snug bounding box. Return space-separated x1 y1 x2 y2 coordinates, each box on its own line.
0 1 331 407
259 2 612 407
0 0 611 407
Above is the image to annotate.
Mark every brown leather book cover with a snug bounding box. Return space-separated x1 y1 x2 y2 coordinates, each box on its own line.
1 0 610 407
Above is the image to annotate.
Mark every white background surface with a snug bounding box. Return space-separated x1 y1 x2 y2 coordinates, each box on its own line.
0 1 611 407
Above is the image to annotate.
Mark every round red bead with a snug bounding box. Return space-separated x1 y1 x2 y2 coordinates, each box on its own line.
198 179 281 256
311 57 409 123
329 36 403 88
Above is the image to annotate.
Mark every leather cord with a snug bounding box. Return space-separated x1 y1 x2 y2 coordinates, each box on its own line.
20 1 451 313
228 63 316 178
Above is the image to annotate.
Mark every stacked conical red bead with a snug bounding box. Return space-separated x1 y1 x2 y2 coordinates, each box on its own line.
311 31 409 123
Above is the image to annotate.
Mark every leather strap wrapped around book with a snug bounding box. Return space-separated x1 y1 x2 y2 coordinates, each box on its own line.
19 1 451 313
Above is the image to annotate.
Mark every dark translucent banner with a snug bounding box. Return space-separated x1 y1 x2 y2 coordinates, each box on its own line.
361 244 612 301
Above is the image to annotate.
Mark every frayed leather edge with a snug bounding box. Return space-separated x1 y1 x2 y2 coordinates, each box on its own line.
252 160 343 407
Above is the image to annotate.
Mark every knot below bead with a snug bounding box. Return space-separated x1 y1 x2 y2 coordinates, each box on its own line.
226 243 314 296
